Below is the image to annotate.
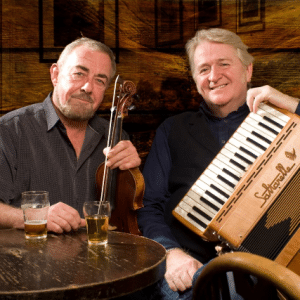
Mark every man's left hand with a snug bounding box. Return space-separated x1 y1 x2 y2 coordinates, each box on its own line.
104 140 141 170
247 85 299 114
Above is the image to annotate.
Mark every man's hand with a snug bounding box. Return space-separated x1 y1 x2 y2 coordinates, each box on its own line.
247 85 299 114
104 140 141 170
47 202 85 234
165 248 203 292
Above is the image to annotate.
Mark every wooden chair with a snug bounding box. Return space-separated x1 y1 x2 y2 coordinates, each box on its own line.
193 252 300 300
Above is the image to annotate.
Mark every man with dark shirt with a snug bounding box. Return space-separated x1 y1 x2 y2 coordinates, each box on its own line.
138 28 300 299
0 37 141 233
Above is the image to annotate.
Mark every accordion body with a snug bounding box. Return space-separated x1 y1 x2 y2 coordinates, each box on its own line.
173 103 300 276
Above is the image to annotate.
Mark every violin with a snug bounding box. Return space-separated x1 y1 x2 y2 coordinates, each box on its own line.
95 76 144 235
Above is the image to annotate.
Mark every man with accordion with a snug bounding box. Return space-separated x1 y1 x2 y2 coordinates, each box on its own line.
138 28 300 299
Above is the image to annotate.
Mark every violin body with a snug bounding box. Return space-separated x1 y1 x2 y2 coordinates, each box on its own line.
95 76 145 236
96 163 144 235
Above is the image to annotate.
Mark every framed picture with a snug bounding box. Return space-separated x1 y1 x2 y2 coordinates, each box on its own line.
195 0 222 29
237 0 265 33
39 0 105 63
155 0 183 47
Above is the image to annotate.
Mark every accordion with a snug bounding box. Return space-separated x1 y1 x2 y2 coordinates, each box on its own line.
173 103 300 276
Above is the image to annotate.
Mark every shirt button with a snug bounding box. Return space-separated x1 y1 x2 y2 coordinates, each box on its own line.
221 140 226 144
224 120 228 123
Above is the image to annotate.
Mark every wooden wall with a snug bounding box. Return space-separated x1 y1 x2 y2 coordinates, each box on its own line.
2 0 300 166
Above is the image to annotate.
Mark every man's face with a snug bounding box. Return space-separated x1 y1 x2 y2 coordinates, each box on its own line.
51 45 112 121
193 41 252 114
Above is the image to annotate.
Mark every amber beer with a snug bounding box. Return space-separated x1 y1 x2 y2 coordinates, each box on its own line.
21 191 50 240
85 215 109 245
24 220 47 239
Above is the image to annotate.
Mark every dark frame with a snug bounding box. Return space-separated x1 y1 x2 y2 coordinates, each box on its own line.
236 0 265 33
194 0 222 30
155 0 183 48
38 0 112 63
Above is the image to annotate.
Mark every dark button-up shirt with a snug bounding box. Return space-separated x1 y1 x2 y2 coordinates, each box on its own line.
0 93 126 216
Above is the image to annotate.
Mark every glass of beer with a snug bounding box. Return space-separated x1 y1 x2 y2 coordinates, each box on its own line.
83 201 110 246
21 191 50 240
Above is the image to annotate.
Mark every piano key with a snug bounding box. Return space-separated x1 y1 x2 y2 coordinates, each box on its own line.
249 112 284 134
191 182 225 210
239 124 273 146
208 163 239 188
231 132 265 155
228 138 260 160
221 147 249 171
237 127 270 150
224 143 256 165
198 173 232 197
180 195 215 221
192 181 226 210
216 152 247 177
244 117 277 139
204 168 235 193
258 103 290 123
187 189 219 213
174 205 206 231
211 157 243 181
242 120 276 142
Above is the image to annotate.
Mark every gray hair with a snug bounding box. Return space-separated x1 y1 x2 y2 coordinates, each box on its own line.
57 37 116 83
186 28 254 78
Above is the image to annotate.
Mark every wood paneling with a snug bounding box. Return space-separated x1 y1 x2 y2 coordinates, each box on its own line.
1 0 300 166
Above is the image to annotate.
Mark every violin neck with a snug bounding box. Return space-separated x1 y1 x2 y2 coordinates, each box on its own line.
111 115 123 148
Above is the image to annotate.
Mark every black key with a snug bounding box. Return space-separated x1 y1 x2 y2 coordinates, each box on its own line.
205 190 225 206
230 158 246 171
251 131 272 144
239 146 258 159
210 184 230 199
187 212 207 228
235 152 253 165
192 206 212 222
246 137 267 151
258 122 279 135
263 116 283 129
223 168 241 182
217 175 235 189
200 196 219 212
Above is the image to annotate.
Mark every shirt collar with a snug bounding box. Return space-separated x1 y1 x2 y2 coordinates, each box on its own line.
43 92 60 131
199 101 249 122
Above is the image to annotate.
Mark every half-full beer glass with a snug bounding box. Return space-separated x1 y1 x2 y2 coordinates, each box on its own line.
83 201 110 245
21 191 50 239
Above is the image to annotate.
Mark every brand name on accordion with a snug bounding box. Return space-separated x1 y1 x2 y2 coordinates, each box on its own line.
254 162 295 207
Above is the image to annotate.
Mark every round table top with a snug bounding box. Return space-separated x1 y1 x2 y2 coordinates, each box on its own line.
0 228 166 299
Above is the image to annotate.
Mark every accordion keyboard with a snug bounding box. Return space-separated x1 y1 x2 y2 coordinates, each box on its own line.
173 103 290 235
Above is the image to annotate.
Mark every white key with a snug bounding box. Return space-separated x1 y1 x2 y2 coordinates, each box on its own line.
228 138 261 160
174 205 206 232
192 183 225 212
216 152 247 177
249 112 284 133
208 163 239 188
212 157 243 181
237 127 270 150
231 131 265 155
243 119 276 141
222 147 249 171
225 143 256 165
258 103 290 124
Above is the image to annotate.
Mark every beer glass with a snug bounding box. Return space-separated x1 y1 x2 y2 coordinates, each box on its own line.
83 201 110 245
21 191 50 240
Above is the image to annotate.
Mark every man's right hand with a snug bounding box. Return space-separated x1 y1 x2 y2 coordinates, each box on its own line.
47 202 85 233
165 248 203 292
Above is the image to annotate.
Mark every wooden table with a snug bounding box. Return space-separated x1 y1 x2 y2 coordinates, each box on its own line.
0 228 166 300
